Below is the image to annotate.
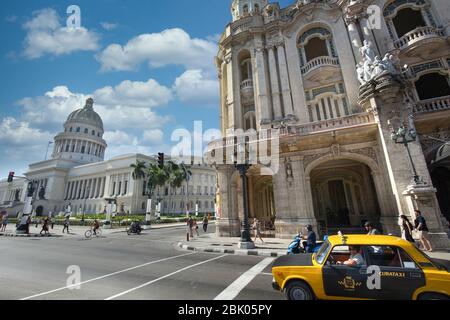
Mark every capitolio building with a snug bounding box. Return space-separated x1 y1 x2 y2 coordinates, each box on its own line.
207 0 450 248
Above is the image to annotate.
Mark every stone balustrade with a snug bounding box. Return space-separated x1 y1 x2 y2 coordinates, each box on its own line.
394 26 445 51
414 96 450 114
301 56 340 75
206 113 375 152
240 79 253 90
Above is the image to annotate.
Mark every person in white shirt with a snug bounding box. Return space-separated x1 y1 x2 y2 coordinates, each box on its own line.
337 246 366 266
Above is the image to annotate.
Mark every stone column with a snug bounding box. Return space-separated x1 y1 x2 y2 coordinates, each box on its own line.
277 44 295 118
253 47 271 125
346 18 362 61
360 75 450 249
267 46 283 120
216 166 240 237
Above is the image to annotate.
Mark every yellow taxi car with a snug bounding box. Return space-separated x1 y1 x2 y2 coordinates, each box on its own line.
272 234 450 300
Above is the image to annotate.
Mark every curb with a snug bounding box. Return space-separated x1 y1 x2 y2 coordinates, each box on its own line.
177 242 286 257
0 233 60 238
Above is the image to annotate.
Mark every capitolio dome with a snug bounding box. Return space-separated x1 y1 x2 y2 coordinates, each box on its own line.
66 98 104 130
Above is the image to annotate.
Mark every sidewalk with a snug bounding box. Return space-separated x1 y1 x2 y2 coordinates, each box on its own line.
177 232 450 261
0 222 187 238
177 232 291 257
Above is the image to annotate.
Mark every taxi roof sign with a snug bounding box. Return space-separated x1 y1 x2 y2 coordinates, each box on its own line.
337 231 348 245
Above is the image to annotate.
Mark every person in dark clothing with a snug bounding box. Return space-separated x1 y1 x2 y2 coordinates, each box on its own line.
40 218 49 235
414 210 433 252
202 216 208 233
302 225 317 253
400 215 415 243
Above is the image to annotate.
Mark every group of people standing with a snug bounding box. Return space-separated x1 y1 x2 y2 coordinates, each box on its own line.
186 216 209 241
364 210 434 252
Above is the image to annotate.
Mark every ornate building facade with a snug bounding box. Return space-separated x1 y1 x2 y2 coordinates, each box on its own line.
0 99 216 218
209 0 450 248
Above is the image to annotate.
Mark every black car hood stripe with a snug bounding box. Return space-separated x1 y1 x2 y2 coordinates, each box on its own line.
272 254 314 268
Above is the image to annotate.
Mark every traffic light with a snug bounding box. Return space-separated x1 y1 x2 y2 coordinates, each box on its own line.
7 172 14 183
158 153 165 168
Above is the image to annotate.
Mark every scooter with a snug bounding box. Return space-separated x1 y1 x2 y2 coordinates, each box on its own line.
287 234 328 255
127 221 142 235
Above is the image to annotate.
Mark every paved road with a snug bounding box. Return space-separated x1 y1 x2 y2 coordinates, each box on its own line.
0 224 283 300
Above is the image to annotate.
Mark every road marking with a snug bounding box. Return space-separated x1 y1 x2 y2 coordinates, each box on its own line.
105 254 228 300
20 252 196 300
214 257 275 300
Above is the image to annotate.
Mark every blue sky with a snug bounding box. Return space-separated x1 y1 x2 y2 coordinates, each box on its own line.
0 0 293 177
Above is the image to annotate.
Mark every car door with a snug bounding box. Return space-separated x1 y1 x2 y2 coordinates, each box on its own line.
322 246 374 299
365 245 426 300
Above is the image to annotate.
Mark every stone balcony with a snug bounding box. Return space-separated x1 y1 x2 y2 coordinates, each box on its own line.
240 79 254 104
301 56 340 83
206 113 376 156
414 96 450 114
394 26 446 56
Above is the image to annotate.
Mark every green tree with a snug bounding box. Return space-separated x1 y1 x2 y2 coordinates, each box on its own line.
130 160 147 214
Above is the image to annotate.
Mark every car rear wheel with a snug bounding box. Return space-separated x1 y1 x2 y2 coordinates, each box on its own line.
419 293 449 300
285 280 314 301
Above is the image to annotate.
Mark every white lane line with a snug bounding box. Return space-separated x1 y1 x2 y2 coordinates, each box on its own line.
105 254 228 300
20 252 196 300
214 257 275 301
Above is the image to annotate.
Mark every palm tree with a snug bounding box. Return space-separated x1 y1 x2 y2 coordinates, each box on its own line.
146 163 169 218
167 161 186 216
130 160 147 215
179 163 192 217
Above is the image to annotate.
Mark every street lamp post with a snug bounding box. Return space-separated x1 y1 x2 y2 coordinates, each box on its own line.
234 139 255 249
391 125 422 185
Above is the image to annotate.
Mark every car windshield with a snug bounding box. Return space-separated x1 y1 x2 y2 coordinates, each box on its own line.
315 240 331 265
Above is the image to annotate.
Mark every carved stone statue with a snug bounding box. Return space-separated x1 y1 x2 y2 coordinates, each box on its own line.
360 40 376 63
357 40 399 86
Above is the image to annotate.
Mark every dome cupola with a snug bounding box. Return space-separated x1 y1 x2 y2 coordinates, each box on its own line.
231 0 268 21
51 98 107 164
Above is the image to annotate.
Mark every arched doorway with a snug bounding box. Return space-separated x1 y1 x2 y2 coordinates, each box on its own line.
310 158 381 232
36 206 44 217
427 143 450 224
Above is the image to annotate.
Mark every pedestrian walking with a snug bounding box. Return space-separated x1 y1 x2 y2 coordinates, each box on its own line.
62 216 70 234
252 218 264 244
26 215 31 235
40 218 49 236
1 213 8 232
193 219 199 237
414 210 433 252
186 216 193 241
400 215 415 243
202 215 208 233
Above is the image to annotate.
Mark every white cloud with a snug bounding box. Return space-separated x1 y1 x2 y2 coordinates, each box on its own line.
173 69 219 106
96 28 216 72
100 22 118 31
23 8 100 59
93 79 173 108
142 129 164 144
103 130 137 146
0 117 53 146
18 81 172 131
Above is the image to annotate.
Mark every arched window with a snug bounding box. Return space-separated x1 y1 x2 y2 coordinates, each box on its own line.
304 37 329 62
84 128 88 134
254 4 260 13
76 127 81 133
243 4 249 15
92 130 95 135
415 73 450 100
81 146 86 154
69 127 73 132
393 7 426 38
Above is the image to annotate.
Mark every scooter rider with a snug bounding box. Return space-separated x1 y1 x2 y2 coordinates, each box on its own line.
302 225 317 253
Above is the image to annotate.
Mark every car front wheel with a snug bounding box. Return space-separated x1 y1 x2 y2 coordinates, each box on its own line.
285 280 314 301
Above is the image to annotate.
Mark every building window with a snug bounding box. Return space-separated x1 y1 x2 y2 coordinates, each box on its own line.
70 127 73 132
142 202 146 210
392 7 426 38
123 181 128 195
204 186 208 195
76 127 81 132
118 182 122 196
197 186 201 195
111 182 116 196
84 128 88 134
415 73 450 100
243 4 249 15
81 146 85 154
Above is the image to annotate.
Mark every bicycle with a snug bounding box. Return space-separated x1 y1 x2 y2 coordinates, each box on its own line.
85 227 102 238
